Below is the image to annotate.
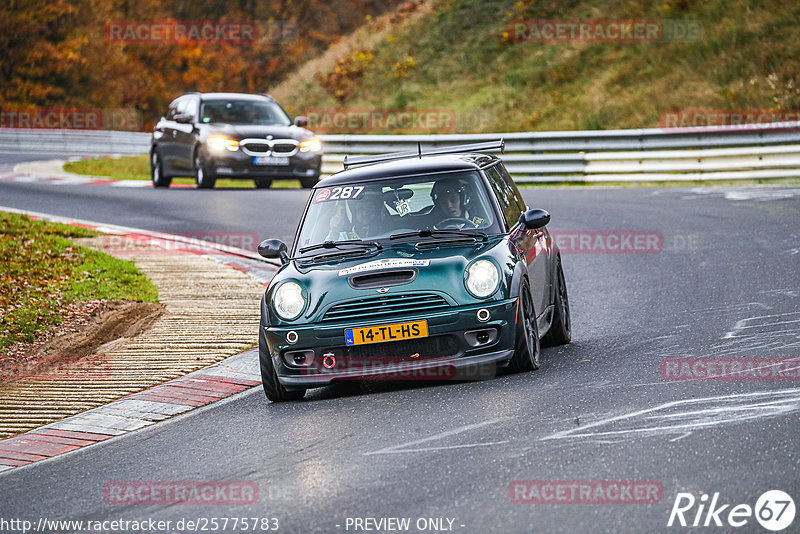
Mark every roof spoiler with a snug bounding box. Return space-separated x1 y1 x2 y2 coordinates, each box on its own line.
342 139 505 169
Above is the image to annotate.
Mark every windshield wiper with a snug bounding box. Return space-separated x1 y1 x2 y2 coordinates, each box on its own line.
298 239 382 254
307 248 376 264
389 229 488 241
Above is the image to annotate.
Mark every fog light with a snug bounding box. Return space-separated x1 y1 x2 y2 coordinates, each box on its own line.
286 330 298 344
477 308 491 322
283 349 314 367
464 328 498 347
322 353 336 369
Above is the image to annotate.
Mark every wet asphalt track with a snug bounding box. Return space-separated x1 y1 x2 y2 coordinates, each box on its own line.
1 152 799 533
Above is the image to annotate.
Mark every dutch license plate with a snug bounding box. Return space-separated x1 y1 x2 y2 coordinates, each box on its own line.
345 320 428 346
253 156 289 166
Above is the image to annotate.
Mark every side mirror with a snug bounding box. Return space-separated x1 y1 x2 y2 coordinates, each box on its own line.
294 116 309 128
519 209 551 229
258 239 289 264
174 114 193 124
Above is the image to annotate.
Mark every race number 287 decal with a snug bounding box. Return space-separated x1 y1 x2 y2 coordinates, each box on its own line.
315 186 365 202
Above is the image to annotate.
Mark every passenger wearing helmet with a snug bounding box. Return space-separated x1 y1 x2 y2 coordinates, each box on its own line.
326 189 385 240
429 178 484 229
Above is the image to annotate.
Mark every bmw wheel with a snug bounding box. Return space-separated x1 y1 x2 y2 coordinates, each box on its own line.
150 150 171 188
194 149 216 189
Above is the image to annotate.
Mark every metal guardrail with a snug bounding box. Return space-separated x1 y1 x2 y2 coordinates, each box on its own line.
0 129 150 156
318 122 800 182
2 122 799 182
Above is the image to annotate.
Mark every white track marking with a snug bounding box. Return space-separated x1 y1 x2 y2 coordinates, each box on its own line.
541 388 800 442
723 311 800 339
686 187 800 201
365 418 511 455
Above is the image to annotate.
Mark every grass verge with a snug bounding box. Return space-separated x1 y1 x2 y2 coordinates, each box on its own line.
271 0 800 134
64 155 302 189
0 212 158 353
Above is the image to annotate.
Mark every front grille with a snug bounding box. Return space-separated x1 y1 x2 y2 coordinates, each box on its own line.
342 335 459 361
243 142 270 152
272 142 298 155
240 138 298 157
322 293 449 322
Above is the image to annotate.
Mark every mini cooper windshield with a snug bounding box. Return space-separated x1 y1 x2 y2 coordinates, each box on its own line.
296 171 502 253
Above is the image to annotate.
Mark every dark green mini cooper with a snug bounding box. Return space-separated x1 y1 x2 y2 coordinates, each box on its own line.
257 141 570 401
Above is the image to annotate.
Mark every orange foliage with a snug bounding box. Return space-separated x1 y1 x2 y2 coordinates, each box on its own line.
0 0 406 130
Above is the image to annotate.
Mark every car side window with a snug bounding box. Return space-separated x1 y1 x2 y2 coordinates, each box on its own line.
486 165 521 229
498 164 527 214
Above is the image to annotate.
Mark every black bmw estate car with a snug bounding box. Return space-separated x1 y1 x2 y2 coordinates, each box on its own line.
150 92 322 189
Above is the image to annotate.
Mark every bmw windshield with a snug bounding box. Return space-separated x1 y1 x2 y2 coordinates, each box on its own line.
199 99 292 126
295 170 502 254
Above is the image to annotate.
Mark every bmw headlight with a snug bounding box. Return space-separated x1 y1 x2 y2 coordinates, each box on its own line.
465 259 499 298
207 136 239 152
299 138 321 152
273 282 305 320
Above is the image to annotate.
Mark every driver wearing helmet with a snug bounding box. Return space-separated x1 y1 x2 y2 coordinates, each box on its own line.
429 177 484 228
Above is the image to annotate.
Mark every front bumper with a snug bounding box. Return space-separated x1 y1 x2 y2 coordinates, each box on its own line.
207 150 321 179
262 299 518 387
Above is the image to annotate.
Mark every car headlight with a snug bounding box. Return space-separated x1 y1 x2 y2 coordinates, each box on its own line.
273 282 305 320
207 136 239 152
299 139 321 152
465 259 499 298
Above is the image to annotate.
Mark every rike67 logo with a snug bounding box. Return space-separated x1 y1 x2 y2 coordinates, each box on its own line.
668 490 795 531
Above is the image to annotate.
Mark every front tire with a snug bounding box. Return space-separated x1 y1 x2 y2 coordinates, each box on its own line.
508 281 540 372
259 327 305 402
194 149 216 189
150 150 171 188
541 257 571 346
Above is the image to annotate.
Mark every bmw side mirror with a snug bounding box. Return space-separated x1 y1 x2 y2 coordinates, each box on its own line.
174 114 192 124
519 209 551 229
294 116 309 127
258 239 289 264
